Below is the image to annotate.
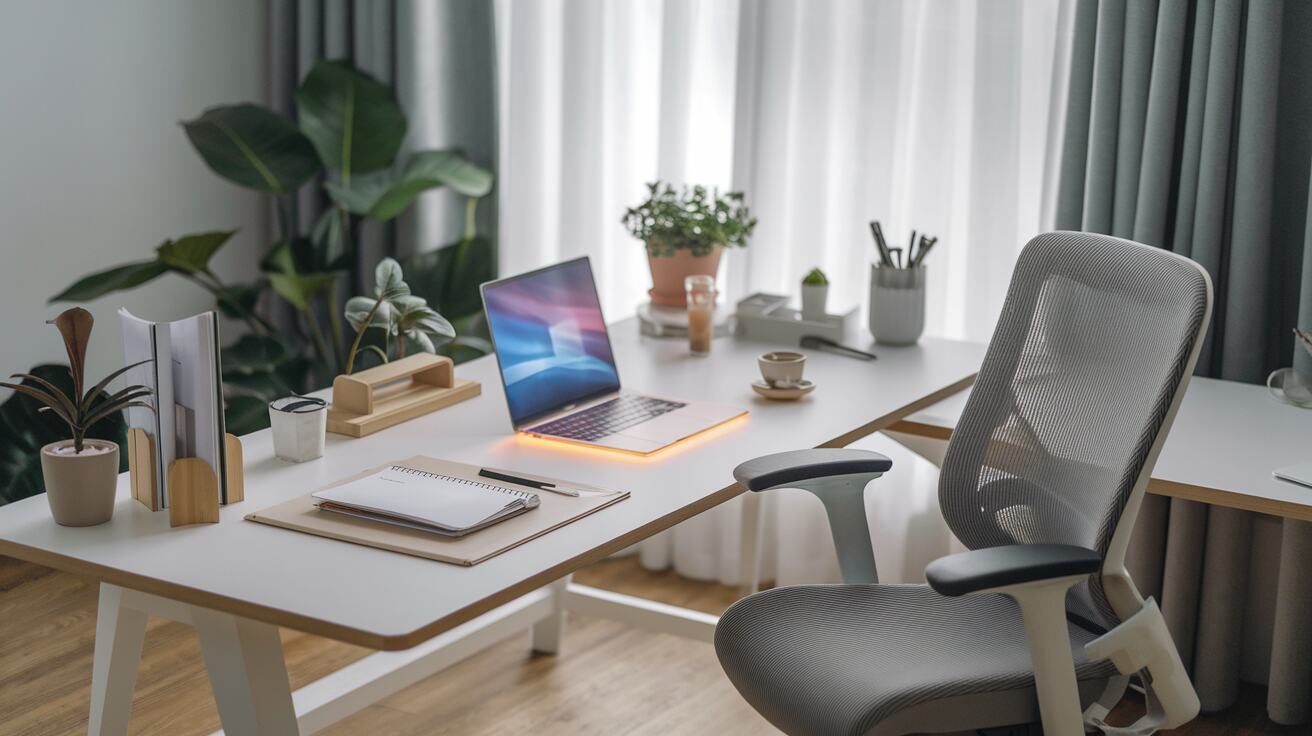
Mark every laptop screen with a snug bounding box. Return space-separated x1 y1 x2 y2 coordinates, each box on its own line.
481 257 621 426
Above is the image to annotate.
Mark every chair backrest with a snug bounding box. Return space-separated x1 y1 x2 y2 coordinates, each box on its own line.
939 232 1211 625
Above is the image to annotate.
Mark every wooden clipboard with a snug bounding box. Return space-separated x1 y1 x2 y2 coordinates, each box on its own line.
244 455 628 566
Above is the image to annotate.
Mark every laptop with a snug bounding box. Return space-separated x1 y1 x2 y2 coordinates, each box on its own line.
481 257 746 454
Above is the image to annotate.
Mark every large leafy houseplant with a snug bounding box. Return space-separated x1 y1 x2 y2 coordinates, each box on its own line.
50 60 495 435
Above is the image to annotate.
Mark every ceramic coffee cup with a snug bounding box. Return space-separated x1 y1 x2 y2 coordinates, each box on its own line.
759 351 806 388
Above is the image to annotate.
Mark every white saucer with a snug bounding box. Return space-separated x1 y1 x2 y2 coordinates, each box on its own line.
751 379 816 400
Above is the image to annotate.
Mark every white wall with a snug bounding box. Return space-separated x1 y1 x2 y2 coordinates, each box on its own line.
0 1 268 382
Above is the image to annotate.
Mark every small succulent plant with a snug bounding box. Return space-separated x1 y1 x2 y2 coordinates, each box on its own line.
803 267 829 286
0 308 152 453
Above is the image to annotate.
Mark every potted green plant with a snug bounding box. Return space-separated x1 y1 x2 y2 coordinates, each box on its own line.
622 182 756 308
801 267 829 320
343 258 455 373
0 309 152 526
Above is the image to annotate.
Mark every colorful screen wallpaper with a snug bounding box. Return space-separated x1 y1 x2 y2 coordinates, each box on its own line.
483 258 621 424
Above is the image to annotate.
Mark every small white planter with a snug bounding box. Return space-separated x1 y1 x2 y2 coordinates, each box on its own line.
800 283 829 320
269 396 326 463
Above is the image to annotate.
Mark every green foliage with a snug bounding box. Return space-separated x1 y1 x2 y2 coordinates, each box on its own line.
622 181 757 257
182 104 320 195
343 258 455 371
295 60 407 179
47 59 495 438
802 267 828 286
0 364 129 505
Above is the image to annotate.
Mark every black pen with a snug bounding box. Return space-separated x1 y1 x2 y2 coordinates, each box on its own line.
479 468 580 497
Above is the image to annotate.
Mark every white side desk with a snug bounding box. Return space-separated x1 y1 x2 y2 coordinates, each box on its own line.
889 376 1312 520
0 319 985 734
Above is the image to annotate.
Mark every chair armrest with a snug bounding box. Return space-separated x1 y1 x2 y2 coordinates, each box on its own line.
733 449 892 491
925 544 1101 597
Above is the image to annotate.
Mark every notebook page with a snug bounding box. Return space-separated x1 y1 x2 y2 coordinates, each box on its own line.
312 466 535 530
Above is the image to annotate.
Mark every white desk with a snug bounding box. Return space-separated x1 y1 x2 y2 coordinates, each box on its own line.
889 376 1312 521
0 319 985 734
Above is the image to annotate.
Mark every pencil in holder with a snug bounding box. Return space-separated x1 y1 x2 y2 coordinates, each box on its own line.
868 265 926 345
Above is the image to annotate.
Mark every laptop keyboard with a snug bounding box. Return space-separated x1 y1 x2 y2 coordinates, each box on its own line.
528 395 686 441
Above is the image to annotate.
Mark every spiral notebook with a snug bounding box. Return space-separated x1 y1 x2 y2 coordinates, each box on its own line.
246 455 628 566
312 466 541 537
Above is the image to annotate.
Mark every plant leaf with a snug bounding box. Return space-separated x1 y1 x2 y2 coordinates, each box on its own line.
222 334 290 375
81 401 153 432
49 260 169 303
268 271 338 311
311 208 343 261
373 257 409 300
8 371 78 420
214 283 263 320
295 60 406 180
224 395 270 437
79 358 154 414
0 382 74 427
48 308 93 398
345 296 392 332
401 237 494 320
182 104 321 194
324 149 494 221
156 231 236 274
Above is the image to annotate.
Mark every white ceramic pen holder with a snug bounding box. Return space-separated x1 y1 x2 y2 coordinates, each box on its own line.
269 396 327 462
869 265 926 345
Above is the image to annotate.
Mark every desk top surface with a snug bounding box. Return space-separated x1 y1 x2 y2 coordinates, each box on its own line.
898 376 1312 521
0 319 984 649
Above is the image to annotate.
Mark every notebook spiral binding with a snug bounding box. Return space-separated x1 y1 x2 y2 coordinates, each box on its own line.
390 465 538 501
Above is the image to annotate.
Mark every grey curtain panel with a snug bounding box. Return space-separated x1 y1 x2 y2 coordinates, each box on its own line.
1055 0 1312 724
269 0 399 288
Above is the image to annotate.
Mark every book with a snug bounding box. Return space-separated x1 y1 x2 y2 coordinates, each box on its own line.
119 309 227 507
312 465 541 537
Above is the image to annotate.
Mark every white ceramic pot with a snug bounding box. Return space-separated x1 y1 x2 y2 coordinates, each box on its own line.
800 283 829 320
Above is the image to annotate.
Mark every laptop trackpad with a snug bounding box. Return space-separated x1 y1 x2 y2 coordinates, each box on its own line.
619 412 708 442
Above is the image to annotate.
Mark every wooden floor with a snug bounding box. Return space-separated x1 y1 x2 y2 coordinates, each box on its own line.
0 554 1300 735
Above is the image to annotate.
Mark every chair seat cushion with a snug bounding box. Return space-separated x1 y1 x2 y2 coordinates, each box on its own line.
715 583 1117 736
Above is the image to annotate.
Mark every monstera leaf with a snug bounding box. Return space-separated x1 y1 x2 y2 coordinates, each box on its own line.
0 365 127 505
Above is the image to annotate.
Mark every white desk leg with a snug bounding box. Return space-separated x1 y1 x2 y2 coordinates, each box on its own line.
738 491 764 596
88 584 148 736
192 607 299 735
530 575 570 655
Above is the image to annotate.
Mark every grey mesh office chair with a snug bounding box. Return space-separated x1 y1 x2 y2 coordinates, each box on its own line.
716 232 1212 736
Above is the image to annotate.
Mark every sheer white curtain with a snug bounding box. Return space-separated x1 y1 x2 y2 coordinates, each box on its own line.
493 0 1073 585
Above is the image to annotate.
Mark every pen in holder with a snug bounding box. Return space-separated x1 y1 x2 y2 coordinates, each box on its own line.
869 264 926 345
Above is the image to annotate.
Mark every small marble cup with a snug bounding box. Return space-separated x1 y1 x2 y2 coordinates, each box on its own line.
758 351 806 388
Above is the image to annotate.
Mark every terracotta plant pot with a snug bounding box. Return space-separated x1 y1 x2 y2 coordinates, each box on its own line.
40 439 120 526
646 243 723 308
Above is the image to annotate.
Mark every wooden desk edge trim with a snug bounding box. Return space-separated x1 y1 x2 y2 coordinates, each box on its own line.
885 419 1312 523
0 373 982 651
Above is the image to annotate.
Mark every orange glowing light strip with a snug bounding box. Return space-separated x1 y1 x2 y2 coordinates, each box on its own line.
513 411 750 462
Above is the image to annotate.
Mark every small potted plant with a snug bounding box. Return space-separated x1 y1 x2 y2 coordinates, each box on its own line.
622 181 756 308
801 267 829 320
343 258 456 373
0 308 152 526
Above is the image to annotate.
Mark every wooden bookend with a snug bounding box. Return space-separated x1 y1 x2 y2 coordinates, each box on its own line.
326 353 481 438
168 458 220 527
224 433 244 504
126 427 158 511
